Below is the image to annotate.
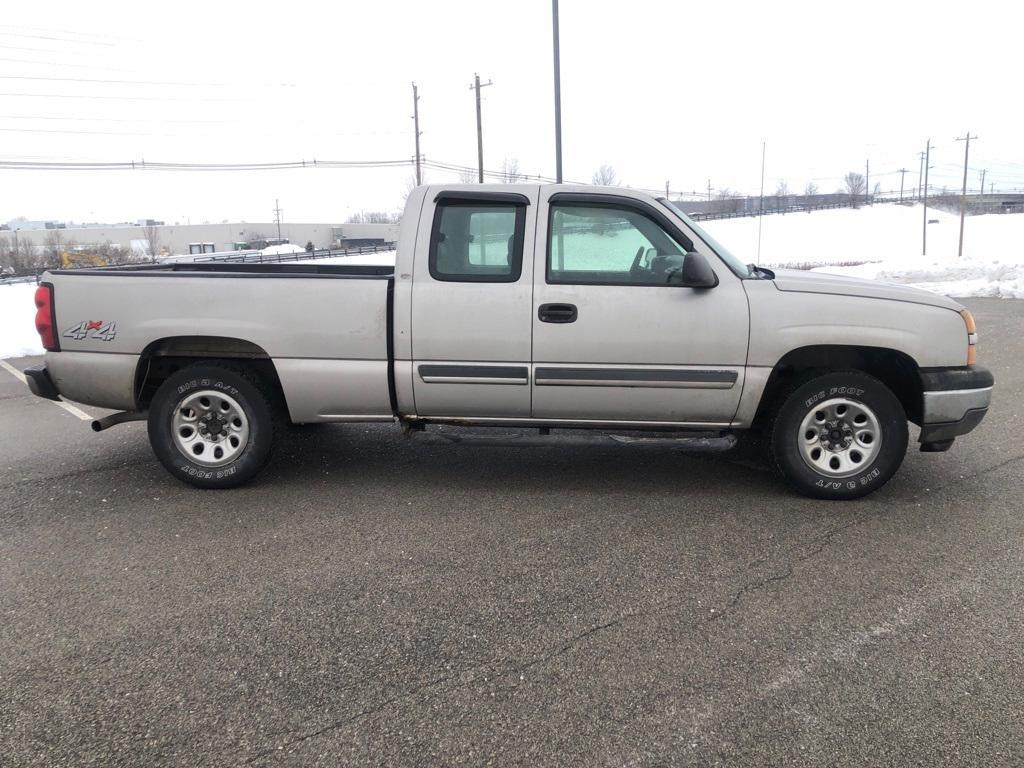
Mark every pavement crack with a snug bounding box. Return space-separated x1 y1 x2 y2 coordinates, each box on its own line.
514 617 627 672
245 674 452 762
927 451 1024 495
244 618 629 762
711 513 871 621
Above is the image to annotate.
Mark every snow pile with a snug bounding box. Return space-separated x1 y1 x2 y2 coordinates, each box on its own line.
261 243 306 256
0 283 44 359
822 257 1024 299
703 203 1024 298
298 250 396 267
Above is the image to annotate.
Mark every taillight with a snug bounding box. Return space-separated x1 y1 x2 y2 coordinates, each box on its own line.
961 309 977 365
34 283 60 352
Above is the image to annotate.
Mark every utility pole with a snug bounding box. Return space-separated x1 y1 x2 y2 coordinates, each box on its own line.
917 151 925 201
955 133 978 258
757 141 766 265
411 82 422 186
922 140 930 255
897 168 908 202
665 180 669 198
551 0 563 183
865 159 870 205
979 169 986 197
273 199 283 242
470 73 493 183
707 179 712 201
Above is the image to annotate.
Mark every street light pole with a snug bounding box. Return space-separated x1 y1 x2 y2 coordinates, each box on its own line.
411 82 422 186
552 0 563 183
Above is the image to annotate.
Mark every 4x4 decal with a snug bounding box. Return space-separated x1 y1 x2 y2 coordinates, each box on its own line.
63 320 117 341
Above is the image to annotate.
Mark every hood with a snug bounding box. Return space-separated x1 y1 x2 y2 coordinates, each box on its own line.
770 268 963 311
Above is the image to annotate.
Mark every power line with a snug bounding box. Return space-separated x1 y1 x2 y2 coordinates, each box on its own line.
0 30 113 46
0 74 281 87
0 91 250 102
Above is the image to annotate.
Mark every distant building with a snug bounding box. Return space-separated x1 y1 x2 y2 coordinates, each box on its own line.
4 220 400 256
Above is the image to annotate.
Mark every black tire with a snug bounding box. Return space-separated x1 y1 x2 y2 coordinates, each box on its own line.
769 370 908 500
147 363 278 489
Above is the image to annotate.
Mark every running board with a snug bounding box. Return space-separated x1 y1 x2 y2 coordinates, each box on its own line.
413 429 736 452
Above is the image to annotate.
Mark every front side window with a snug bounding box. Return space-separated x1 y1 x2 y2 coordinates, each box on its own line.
547 203 693 285
429 202 525 282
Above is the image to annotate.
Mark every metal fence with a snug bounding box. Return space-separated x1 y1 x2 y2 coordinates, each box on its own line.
689 200 856 222
0 243 396 286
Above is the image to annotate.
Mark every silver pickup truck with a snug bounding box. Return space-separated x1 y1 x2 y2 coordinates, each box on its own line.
25 184 992 499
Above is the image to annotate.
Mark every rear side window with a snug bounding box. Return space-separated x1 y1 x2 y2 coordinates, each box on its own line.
429 202 525 282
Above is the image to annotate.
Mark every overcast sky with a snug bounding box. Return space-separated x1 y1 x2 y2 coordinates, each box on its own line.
1 0 1022 224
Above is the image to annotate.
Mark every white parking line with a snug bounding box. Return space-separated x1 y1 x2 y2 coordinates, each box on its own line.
0 359 93 421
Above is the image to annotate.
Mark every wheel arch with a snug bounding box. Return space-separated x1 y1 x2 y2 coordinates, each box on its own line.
751 344 923 428
133 335 289 418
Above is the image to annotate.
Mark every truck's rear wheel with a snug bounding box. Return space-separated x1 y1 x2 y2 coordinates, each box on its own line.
770 371 908 500
147 363 276 489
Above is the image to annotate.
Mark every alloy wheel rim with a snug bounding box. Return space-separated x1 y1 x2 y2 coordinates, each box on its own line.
171 390 249 467
798 397 881 478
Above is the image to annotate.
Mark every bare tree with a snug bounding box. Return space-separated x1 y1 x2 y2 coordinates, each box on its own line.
398 172 429 207
346 211 401 224
501 157 524 183
804 181 819 196
591 164 619 186
42 230 64 269
142 224 161 261
456 168 476 184
843 172 866 206
774 180 790 197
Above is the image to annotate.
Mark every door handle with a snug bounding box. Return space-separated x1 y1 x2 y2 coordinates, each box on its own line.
538 303 578 323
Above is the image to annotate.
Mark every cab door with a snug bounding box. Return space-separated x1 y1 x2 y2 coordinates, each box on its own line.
410 187 537 417
530 191 749 425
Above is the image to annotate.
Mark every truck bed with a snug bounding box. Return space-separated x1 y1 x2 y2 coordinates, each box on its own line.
44 262 397 421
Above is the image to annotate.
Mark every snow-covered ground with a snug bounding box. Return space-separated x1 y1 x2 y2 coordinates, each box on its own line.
297 250 396 266
702 204 1024 299
0 283 43 359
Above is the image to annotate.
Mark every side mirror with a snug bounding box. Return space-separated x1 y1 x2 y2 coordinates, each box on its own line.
678 252 719 288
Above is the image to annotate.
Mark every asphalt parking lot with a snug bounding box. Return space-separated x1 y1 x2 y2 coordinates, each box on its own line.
1 297 1022 767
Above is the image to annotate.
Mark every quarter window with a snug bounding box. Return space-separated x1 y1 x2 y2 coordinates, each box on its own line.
429 202 525 282
547 203 692 285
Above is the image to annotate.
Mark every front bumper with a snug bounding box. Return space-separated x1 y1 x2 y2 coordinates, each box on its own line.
24 364 61 401
918 366 993 445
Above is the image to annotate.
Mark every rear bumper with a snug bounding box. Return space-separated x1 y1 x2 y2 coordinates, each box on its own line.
24 364 60 401
918 366 993 443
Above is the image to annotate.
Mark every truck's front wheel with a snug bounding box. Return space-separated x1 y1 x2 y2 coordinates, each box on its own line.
147 363 277 489
770 371 908 500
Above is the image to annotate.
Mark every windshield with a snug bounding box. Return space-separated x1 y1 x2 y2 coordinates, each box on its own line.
658 198 751 277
